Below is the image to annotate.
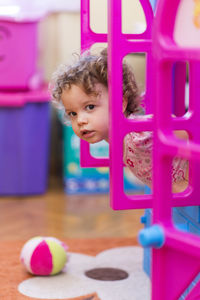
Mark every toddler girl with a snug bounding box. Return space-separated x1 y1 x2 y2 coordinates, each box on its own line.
51 48 188 193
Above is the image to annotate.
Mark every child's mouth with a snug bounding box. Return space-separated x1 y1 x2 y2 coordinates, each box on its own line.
82 130 95 138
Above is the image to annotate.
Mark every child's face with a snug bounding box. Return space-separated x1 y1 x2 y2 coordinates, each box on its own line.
61 83 109 143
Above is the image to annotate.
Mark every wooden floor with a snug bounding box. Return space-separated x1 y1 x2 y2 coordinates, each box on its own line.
0 176 145 241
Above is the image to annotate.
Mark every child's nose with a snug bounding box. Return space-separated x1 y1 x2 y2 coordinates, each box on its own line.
77 113 88 125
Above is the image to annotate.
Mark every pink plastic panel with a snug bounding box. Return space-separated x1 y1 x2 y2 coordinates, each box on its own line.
80 0 108 167
80 0 153 167
108 0 200 297
107 0 154 210
151 0 200 299
108 0 200 211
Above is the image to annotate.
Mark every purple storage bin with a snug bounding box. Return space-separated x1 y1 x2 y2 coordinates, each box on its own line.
0 87 50 195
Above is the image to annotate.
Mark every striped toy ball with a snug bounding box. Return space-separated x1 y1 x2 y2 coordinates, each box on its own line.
20 236 68 276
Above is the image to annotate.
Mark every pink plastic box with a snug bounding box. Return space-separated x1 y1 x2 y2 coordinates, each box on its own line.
0 18 41 90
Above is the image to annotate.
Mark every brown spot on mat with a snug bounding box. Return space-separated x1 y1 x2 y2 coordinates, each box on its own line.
85 267 129 281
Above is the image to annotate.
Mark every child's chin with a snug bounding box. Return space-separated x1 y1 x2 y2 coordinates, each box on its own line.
86 139 99 144
85 137 103 144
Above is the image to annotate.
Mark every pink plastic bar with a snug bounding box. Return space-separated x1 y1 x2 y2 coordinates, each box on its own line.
151 0 200 299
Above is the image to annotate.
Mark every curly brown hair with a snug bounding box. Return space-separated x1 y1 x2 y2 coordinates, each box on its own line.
50 48 141 118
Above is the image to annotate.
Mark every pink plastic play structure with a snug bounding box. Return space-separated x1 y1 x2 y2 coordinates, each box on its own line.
81 0 200 299
149 1 200 299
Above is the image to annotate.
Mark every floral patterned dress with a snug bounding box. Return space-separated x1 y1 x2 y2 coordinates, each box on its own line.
123 114 188 187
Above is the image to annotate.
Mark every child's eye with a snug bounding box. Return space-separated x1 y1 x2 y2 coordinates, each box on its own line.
86 104 95 111
68 111 77 117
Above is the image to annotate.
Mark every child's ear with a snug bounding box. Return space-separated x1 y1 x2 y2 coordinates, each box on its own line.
122 97 128 113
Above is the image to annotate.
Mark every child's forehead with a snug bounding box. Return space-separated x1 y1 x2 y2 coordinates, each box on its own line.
64 85 95 100
62 83 108 106
64 83 106 98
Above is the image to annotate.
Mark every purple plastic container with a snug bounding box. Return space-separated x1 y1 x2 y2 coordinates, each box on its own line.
0 88 50 195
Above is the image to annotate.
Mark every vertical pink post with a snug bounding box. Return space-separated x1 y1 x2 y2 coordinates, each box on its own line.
80 0 109 168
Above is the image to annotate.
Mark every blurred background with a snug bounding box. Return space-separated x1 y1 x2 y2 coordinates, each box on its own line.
0 0 148 241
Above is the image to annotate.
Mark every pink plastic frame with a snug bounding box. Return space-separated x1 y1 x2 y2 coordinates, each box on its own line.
80 0 108 167
107 0 154 210
151 1 200 299
109 0 200 298
108 0 200 211
80 0 153 168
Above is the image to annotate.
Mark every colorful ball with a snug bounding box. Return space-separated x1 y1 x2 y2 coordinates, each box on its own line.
20 236 68 276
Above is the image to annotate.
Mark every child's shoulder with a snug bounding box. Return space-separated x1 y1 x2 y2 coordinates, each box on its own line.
125 114 153 145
